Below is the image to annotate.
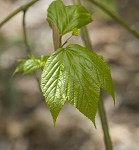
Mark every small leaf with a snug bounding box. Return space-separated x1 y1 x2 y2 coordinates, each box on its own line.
72 28 80 36
41 44 114 126
47 0 92 35
14 55 49 75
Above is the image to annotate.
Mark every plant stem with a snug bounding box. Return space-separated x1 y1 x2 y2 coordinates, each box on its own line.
0 0 39 28
59 36 62 48
23 10 31 55
52 24 61 51
80 27 93 51
22 9 40 89
98 91 113 150
61 35 72 47
87 0 139 39
72 1 113 149
82 26 113 149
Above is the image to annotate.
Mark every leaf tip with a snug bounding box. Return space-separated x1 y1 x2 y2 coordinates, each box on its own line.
53 119 56 128
12 70 16 77
51 113 58 128
93 120 97 129
12 68 20 77
111 91 115 106
113 96 116 106
46 107 58 127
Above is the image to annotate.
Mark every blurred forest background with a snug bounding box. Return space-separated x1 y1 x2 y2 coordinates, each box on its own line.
0 0 139 150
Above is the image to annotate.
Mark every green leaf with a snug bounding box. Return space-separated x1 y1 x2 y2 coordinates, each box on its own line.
72 28 80 36
41 44 114 126
14 55 49 75
47 0 92 35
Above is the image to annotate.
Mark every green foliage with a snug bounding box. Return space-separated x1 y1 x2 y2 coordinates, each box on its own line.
47 0 92 35
12 0 115 127
14 55 49 75
72 28 80 36
41 44 114 126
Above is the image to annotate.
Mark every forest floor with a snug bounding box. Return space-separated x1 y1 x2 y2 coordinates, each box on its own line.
0 0 139 150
